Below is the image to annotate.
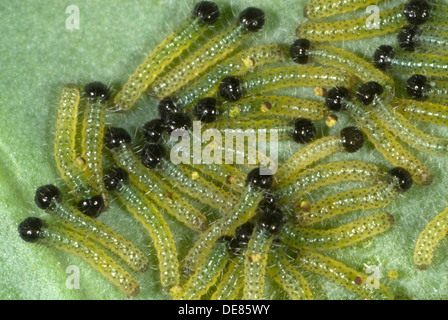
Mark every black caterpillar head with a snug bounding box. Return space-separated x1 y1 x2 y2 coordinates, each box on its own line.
290 39 311 64
247 167 273 189
18 217 45 243
403 0 431 26
388 167 413 192
340 127 364 153
406 74 427 101
192 1 220 25
326 87 350 112
104 167 130 192
373 45 395 70
238 7 265 32
292 118 316 144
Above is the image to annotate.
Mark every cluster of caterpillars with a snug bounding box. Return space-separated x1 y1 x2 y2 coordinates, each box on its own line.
18 0 448 299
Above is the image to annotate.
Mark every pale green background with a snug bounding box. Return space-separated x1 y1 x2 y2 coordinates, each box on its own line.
0 0 447 299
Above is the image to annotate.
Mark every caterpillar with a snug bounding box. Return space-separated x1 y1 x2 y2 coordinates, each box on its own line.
373 45 448 78
277 160 384 203
54 85 93 200
279 212 394 250
298 3 407 42
359 81 448 156
178 43 287 108
295 249 394 300
289 39 395 94
144 122 249 194
297 1 448 42
294 167 412 225
18 217 140 297
80 82 110 207
414 205 448 270
104 127 208 231
274 126 365 186
207 116 312 142
303 0 383 20
219 95 327 121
